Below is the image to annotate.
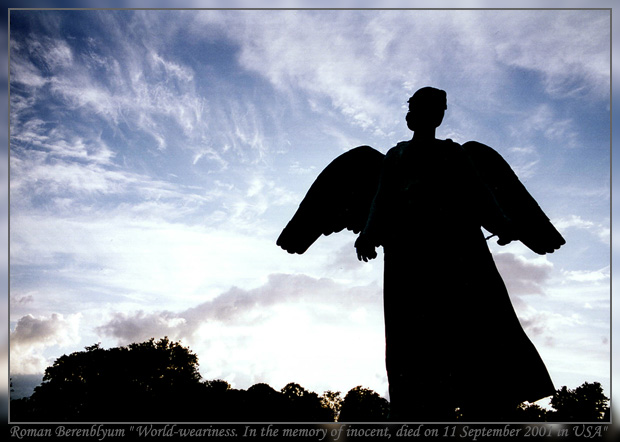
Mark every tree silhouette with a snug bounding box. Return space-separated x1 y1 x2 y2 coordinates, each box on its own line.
204 378 232 394
12 337 205 421
11 337 608 423
236 382 288 421
514 402 549 422
200 378 239 421
549 382 609 421
321 390 343 422
339 386 389 422
279 382 334 421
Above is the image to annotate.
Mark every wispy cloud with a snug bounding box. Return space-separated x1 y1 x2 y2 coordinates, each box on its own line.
555 214 610 245
563 266 610 284
11 13 210 161
509 104 579 148
492 10 609 99
9 208 300 307
195 9 609 135
518 307 585 342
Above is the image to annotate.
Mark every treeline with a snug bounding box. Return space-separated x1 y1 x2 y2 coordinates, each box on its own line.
10 338 609 422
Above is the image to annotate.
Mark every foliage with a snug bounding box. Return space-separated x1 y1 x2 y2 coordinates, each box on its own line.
10 338 609 423
548 381 609 421
10 338 356 422
339 386 390 422
320 390 343 422
279 382 336 421
12 337 205 421
514 402 549 421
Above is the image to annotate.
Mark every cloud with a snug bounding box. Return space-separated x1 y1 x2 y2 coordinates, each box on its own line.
287 161 316 176
563 266 610 284
10 293 34 306
11 157 133 198
509 104 579 148
11 314 78 347
9 35 72 86
10 313 82 374
326 244 366 273
518 308 584 343
228 100 269 162
193 11 417 132
554 215 610 244
494 252 554 296
93 272 386 392
492 10 609 99
9 210 288 300
32 36 73 70
96 273 382 344
10 13 211 158
95 310 186 346
9 135 219 222
224 173 299 232
149 50 194 83
9 54 47 89
192 9 608 137
45 59 207 148
11 120 116 166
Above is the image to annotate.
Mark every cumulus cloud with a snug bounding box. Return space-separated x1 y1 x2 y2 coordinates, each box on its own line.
10 313 82 374
95 310 187 346
93 272 385 392
96 273 382 345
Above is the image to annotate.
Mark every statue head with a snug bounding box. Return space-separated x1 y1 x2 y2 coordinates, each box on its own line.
406 87 447 133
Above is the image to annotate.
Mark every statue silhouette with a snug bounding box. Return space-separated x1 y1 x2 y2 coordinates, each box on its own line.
277 87 565 421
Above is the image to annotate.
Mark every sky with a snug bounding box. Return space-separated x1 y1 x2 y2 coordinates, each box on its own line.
5 4 612 415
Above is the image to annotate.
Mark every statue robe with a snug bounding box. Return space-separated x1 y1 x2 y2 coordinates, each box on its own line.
363 138 555 419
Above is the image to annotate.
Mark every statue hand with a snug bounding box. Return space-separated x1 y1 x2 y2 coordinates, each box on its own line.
355 234 377 262
496 220 519 246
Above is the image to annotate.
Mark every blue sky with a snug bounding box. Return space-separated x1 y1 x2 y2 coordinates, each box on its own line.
6 6 612 410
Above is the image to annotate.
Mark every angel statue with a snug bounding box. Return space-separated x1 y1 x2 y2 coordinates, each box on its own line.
277 87 565 422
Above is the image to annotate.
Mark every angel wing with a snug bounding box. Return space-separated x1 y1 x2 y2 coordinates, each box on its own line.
463 141 566 255
276 145 385 254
